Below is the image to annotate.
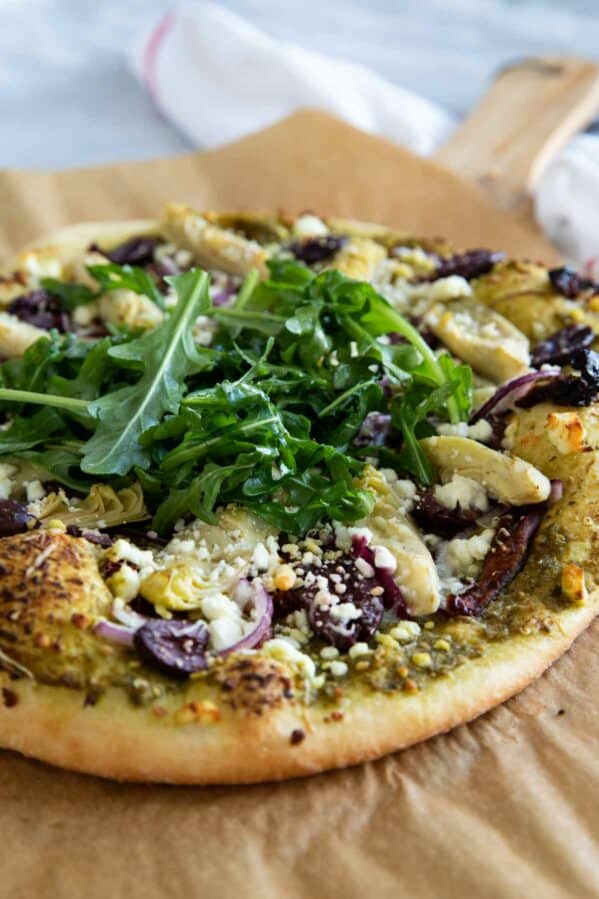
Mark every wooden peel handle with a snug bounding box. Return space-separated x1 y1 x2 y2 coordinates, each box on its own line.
435 57 599 217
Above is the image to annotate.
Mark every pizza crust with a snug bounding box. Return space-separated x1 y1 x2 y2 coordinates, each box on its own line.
1 594 597 784
6 219 159 273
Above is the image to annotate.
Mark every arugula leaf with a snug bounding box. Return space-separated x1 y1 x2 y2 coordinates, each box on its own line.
392 382 457 483
81 270 211 475
438 354 473 421
0 408 67 455
0 331 69 394
48 338 113 400
0 388 91 419
40 278 97 310
0 257 477 537
153 462 251 531
19 447 91 491
87 263 164 309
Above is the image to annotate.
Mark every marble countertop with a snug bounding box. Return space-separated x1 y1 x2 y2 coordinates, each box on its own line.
1 0 599 169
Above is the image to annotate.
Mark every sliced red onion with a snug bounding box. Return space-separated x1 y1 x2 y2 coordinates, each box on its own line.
470 368 561 424
218 579 274 654
94 619 136 646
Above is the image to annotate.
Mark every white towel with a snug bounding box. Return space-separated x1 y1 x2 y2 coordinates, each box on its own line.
131 1 599 271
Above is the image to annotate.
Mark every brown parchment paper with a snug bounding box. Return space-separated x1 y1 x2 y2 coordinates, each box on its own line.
0 111 596 899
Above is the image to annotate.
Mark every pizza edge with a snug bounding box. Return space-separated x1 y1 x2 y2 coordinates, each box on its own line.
1 593 597 784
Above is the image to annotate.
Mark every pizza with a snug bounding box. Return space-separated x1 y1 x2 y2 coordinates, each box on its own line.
0 204 598 784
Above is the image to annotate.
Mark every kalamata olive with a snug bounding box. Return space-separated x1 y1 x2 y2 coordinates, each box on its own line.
412 489 482 539
531 325 594 368
447 506 545 616
103 236 161 266
433 249 504 280
8 290 70 332
518 349 599 408
134 619 209 677
0 499 36 537
548 266 599 299
288 234 347 265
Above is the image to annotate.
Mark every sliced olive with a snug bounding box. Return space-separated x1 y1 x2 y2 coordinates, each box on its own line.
0 499 36 538
134 619 209 678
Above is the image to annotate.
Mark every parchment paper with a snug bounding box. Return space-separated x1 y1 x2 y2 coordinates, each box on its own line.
0 111 596 899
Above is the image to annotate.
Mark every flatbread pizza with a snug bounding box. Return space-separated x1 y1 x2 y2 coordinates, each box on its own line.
0 205 598 783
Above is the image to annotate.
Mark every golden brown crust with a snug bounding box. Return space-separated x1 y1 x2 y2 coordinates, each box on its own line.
0 595 597 783
0 532 115 685
6 219 159 273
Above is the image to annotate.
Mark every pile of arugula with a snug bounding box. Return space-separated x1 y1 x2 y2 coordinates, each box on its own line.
0 260 472 534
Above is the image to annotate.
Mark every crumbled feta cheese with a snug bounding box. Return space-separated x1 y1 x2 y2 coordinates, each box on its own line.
429 275 472 301
110 538 155 572
385 473 417 515
373 545 397 572
293 214 329 238
330 602 362 622
175 248 193 268
437 419 494 444
434 474 489 512
201 593 241 622
320 646 339 660
209 617 244 651
252 542 271 571
445 528 494 579
393 246 433 267
334 524 373 551
0 463 17 500
437 421 469 438
467 419 494 443
355 557 375 578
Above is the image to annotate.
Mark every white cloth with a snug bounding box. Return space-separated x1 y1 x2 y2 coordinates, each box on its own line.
131 1 599 272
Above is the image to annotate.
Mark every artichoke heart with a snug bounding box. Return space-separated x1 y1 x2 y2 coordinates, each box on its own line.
140 505 279 613
99 289 163 330
162 203 269 278
204 211 290 244
353 466 442 616
420 436 551 506
39 482 148 529
424 297 530 383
